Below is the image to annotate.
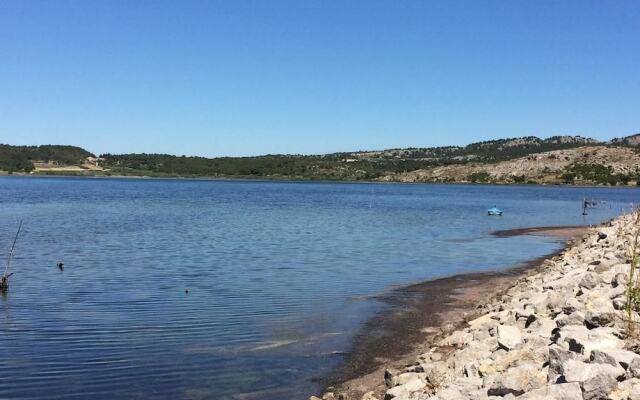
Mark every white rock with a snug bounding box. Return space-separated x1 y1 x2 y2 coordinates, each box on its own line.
438 330 472 347
630 357 640 378
390 372 426 387
615 378 640 400
517 382 583 399
384 377 426 399
361 392 380 400
430 388 464 399
612 272 628 288
468 313 496 329
555 311 585 327
557 325 624 358
591 348 639 369
563 298 583 314
487 364 547 396
548 345 580 383
562 360 625 400
579 272 600 289
497 325 522 351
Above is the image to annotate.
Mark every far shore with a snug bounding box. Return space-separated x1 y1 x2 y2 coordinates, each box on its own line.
2 172 640 189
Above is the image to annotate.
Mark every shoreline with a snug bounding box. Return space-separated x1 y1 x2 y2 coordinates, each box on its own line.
2 173 639 189
318 225 592 399
318 211 640 400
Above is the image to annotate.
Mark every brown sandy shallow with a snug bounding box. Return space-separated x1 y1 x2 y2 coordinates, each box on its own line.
491 225 590 238
317 226 593 399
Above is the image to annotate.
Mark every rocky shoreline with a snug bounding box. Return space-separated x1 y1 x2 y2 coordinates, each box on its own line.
314 211 640 400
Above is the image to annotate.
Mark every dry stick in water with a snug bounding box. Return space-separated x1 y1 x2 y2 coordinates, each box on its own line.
1 220 23 290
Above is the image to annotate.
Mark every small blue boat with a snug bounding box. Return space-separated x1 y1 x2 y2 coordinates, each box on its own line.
487 206 503 216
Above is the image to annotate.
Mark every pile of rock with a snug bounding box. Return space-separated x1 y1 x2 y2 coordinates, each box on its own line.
323 211 640 400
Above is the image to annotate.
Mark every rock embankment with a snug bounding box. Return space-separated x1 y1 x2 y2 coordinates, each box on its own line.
316 211 640 400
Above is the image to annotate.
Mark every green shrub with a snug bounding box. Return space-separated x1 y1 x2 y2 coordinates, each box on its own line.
467 171 491 183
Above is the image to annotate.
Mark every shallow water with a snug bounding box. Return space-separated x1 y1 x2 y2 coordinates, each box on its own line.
0 177 637 399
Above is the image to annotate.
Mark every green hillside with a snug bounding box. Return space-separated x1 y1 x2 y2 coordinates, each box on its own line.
0 144 95 173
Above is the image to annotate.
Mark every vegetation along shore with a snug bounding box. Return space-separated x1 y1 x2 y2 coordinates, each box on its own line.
314 211 640 400
2 133 640 185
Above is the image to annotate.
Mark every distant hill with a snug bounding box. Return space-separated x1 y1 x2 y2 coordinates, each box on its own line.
343 135 600 164
97 135 606 180
380 146 640 185
1 133 639 185
0 144 94 173
611 133 640 147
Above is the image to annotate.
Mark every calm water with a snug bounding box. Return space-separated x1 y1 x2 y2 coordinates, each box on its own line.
0 177 638 399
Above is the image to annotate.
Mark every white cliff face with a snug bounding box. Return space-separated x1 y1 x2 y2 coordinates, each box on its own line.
321 212 640 400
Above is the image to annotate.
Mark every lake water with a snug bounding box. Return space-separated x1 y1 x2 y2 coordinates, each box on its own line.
0 177 638 399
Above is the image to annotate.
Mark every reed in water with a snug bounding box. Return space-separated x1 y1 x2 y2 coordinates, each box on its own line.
1 220 23 291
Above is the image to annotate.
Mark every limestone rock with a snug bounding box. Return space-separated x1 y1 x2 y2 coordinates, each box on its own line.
361 392 379 400
517 382 583 399
612 378 640 400
562 360 625 400
555 311 585 327
384 369 400 388
557 325 624 357
584 296 617 328
487 364 547 396
591 348 639 369
497 325 522 351
383 377 426 399
438 330 472 347
548 345 580 383
612 272 628 288
563 298 582 315
579 272 600 290
389 372 426 388
630 357 640 378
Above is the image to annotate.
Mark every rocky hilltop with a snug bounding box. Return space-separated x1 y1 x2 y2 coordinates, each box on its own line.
318 211 640 400
379 146 640 185
612 134 640 147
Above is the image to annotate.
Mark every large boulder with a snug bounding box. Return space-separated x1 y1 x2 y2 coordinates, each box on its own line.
584 295 618 328
548 345 580 383
517 382 583 400
387 372 426 388
438 330 472 347
579 272 601 290
487 364 547 396
556 325 624 358
555 311 586 328
591 348 640 370
527 316 556 338
610 378 640 400
629 357 640 378
383 377 425 400
497 325 522 351
612 272 628 288
561 360 625 400
467 313 496 329
563 298 583 315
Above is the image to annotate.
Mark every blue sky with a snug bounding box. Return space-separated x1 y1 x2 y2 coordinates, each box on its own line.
1 1 639 157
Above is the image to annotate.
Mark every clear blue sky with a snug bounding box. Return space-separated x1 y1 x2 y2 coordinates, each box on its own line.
1 1 639 157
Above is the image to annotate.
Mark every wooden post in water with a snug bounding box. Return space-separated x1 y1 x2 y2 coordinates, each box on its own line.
1 220 23 291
